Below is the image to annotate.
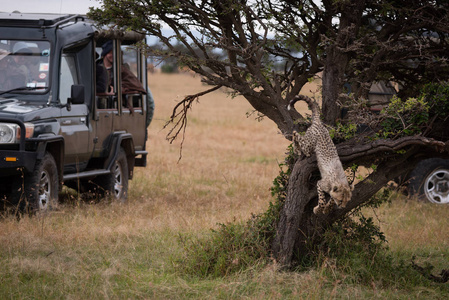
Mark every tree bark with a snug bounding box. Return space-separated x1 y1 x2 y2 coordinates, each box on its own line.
271 156 316 267
321 0 365 125
322 51 347 124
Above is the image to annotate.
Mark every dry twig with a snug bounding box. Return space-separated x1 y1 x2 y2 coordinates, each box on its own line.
163 85 222 160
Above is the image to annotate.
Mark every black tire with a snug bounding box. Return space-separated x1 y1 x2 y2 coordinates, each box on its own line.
95 147 129 202
407 158 449 204
22 152 59 212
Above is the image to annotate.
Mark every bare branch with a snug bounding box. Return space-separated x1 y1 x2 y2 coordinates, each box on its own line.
163 85 222 160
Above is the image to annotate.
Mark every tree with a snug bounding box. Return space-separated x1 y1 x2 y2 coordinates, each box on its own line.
89 0 449 267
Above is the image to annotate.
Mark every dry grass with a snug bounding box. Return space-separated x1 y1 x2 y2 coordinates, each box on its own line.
366 197 449 254
0 72 448 298
132 72 291 230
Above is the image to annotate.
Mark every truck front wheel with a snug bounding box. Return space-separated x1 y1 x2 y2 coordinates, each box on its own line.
23 152 59 212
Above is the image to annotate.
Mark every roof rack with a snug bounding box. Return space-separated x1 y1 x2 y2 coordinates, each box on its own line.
0 12 85 28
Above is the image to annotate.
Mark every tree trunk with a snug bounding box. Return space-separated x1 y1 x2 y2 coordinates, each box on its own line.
321 0 366 125
272 136 447 268
271 156 317 267
321 51 347 125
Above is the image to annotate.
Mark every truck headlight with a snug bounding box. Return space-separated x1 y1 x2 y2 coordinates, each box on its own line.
0 123 34 144
0 124 16 143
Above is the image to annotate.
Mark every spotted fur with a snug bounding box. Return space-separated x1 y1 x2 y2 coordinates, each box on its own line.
288 95 352 215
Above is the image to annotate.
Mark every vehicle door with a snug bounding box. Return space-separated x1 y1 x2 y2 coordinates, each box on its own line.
93 44 114 158
59 50 90 173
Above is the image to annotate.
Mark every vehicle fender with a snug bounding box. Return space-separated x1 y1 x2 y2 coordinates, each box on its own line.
105 133 135 179
33 135 65 187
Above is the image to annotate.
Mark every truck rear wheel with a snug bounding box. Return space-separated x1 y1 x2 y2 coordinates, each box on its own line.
23 152 59 212
95 147 128 203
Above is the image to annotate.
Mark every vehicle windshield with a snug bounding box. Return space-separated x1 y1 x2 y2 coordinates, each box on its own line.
0 40 50 93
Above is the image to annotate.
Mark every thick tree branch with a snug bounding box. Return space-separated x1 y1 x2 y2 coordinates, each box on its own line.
338 135 447 162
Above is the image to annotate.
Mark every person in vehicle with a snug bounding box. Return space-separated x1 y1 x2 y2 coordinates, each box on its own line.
11 42 34 85
0 48 28 90
100 40 146 113
101 40 146 95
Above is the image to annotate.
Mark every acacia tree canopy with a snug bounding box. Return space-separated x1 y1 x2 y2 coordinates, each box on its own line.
89 0 449 267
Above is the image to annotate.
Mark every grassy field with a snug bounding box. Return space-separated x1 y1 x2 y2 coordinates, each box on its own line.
0 72 449 299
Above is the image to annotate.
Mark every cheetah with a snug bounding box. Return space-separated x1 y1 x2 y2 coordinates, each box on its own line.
288 95 352 215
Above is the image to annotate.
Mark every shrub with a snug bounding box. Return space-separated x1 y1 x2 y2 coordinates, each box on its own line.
161 63 178 73
176 221 270 278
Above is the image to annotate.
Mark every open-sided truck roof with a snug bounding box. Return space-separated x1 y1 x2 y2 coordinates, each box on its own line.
0 12 146 43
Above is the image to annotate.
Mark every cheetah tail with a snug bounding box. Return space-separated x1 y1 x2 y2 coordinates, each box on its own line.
287 95 314 110
287 95 320 122
288 95 315 110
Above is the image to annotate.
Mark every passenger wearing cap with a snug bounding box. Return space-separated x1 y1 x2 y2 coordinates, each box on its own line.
11 42 34 85
0 45 33 90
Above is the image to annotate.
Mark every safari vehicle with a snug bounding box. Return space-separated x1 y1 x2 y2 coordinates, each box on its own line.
0 13 154 211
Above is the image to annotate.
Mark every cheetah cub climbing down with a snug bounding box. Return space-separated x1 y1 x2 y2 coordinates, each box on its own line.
288 95 352 215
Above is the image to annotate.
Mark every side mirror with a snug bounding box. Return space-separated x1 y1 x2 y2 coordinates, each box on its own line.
70 84 85 105
64 84 84 111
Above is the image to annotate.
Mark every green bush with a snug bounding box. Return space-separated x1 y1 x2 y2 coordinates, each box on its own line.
161 63 178 73
377 81 449 138
379 95 429 138
176 221 270 278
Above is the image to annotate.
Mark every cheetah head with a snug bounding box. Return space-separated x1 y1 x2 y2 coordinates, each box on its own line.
330 184 352 208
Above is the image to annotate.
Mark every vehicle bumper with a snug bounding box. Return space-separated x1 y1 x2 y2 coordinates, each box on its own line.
0 149 38 174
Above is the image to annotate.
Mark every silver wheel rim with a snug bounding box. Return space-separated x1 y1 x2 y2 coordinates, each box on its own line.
112 161 123 199
38 170 51 210
424 169 449 204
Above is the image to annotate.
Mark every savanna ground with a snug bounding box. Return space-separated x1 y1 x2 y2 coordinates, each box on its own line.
0 72 448 299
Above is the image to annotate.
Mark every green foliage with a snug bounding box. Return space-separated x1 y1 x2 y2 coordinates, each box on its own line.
175 147 442 290
177 221 269 278
421 81 449 116
378 95 429 138
161 63 178 73
328 121 358 141
377 81 449 139
304 188 449 290
270 144 295 201
347 163 378 184
308 188 401 285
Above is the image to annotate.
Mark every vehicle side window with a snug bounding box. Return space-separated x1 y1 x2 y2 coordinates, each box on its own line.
122 45 143 109
122 46 139 77
59 54 78 105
